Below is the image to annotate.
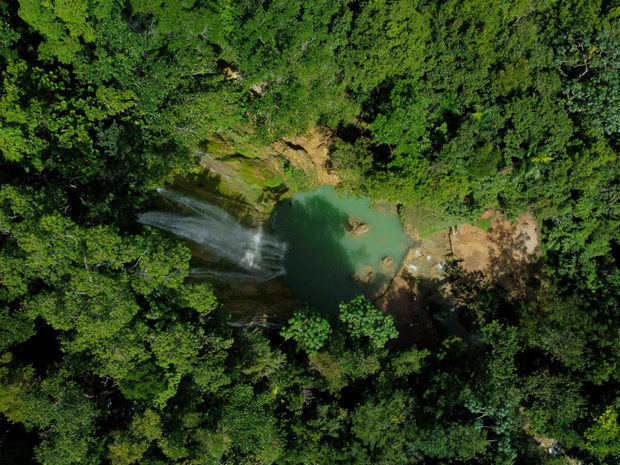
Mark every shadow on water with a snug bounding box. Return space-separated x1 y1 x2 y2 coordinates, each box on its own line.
272 196 380 314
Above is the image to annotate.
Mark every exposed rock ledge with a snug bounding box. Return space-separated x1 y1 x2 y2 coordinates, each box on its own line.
271 126 340 187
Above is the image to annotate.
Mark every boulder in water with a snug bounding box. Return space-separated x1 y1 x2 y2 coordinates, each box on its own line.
346 217 371 236
352 265 376 283
363 270 376 283
380 256 393 267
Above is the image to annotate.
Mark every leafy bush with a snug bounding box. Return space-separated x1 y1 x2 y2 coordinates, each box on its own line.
338 295 398 348
280 307 331 356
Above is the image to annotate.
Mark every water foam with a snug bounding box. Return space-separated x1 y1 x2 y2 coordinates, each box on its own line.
138 189 286 282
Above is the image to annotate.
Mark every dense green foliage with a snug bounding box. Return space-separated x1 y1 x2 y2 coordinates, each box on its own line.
281 297 397 356
280 307 331 356
0 1 617 465
338 295 398 348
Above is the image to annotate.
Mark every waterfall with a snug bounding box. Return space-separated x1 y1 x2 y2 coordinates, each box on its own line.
138 189 286 282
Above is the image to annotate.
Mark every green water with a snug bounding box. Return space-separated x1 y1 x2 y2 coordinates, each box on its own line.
271 185 412 312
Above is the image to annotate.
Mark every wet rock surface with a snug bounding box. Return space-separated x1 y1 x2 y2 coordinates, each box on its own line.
351 265 377 284
363 270 376 283
346 217 371 236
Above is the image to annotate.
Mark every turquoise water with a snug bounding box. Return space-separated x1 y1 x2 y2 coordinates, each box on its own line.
271 185 412 312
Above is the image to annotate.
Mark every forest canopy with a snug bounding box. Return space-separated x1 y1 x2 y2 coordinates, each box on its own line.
0 1 618 465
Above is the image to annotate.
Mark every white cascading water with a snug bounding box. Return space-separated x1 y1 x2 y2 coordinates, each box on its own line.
137 189 286 282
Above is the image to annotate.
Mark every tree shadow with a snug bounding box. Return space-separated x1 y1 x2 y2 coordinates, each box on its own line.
10 320 62 375
375 274 441 349
446 216 543 311
484 219 543 302
432 217 545 344
0 419 37 465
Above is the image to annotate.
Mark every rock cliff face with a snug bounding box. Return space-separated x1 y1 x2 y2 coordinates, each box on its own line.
271 126 340 187
198 125 340 211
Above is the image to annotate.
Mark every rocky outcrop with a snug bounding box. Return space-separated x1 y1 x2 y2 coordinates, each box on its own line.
272 126 340 186
351 265 376 284
346 217 370 236
363 270 376 283
250 81 268 95
222 65 241 80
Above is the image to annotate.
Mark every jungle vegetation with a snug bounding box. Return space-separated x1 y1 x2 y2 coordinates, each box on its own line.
0 1 618 464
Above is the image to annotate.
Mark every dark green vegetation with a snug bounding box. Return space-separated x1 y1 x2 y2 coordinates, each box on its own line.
0 1 618 465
